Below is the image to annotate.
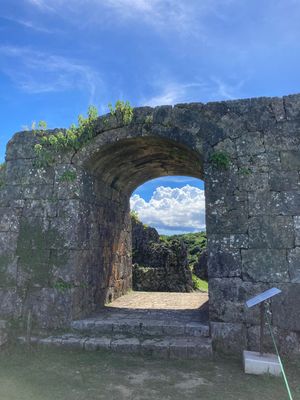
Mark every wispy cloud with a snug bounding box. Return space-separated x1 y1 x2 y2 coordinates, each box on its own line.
143 76 245 106
143 82 206 106
24 0 226 39
210 76 245 100
0 46 102 101
27 0 55 12
1 16 53 33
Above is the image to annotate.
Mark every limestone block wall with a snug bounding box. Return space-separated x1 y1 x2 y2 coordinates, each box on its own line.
0 94 299 355
203 96 300 355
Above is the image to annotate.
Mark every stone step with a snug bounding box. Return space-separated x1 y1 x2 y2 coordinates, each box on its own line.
71 317 210 338
18 334 213 360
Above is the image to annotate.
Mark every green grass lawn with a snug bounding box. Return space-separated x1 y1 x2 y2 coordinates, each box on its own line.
0 345 299 400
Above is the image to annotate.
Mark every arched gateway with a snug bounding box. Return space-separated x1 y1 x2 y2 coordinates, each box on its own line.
1 95 300 355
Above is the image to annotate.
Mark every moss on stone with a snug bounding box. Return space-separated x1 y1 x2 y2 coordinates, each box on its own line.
16 219 64 286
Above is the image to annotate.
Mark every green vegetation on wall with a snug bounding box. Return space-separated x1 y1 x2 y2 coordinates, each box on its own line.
59 170 77 182
16 219 65 287
33 106 99 167
210 151 231 170
108 100 134 125
33 101 134 168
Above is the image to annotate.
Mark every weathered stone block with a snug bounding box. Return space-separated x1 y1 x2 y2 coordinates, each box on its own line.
0 208 20 232
141 338 170 358
5 131 37 161
209 278 250 323
269 170 300 191
283 94 300 120
236 131 265 156
272 192 300 215
288 247 300 283
272 284 300 331
0 232 19 253
248 216 294 249
6 160 55 186
207 234 249 250
85 337 111 351
246 325 300 355
207 249 241 278
238 172 269 192
294 216 300 246
241 249 289 282
249 191 300 216
281 151 300 170
0 289 22 318
206 207 248 234
111 337 140 353
0 253 18 287
211 322 246 355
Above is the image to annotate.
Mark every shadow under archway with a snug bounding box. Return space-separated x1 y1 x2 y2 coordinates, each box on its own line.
79 135 205 309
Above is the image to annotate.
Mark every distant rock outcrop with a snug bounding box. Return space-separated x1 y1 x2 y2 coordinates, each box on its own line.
194 250 208 281
131 218 193 292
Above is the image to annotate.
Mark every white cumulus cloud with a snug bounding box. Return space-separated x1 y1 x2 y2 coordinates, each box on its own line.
130 185 206 234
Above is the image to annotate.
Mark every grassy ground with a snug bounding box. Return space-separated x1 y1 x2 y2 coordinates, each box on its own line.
0 346 299 400
192 274 208 292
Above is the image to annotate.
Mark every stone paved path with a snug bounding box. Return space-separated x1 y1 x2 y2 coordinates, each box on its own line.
106 291 209 310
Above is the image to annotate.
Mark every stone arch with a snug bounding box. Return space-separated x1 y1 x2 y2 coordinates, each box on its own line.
78 135 204 193
1 96 300 355
71 127 206 306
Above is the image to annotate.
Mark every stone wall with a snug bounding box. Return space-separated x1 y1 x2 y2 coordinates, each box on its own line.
0 94 300 355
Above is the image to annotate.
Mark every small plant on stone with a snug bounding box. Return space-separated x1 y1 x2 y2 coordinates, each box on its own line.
59 170 77 182
210 151 231 170
144 115 153 125
108 100 134 125
239 167 252 175
37 120 47 130
53 279 74 292
130 210 140 222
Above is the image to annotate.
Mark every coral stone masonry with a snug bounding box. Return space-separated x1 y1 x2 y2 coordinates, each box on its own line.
1 94 300 355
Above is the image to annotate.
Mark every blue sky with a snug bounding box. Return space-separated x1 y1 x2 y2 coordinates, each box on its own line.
1 0 300 233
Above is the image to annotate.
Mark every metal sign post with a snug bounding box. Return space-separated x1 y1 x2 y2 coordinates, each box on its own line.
246 287 281 356
244 287 294 399
244 287 282 376
259 302 264 355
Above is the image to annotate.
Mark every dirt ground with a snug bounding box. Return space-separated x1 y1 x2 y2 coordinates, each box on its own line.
0 346 299 400
107 291 209 310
